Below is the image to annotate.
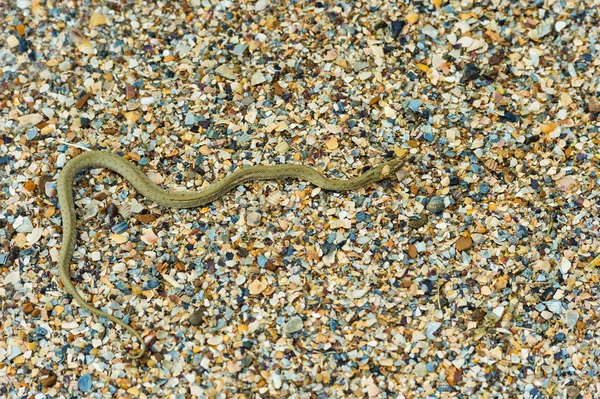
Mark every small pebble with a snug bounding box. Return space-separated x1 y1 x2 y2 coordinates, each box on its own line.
463 63 480 81
78 374 92 392
215 65 236 80
427 197 445 214
283 316 303 334
246 211 262 226
455 236 473 251
189 308 206 326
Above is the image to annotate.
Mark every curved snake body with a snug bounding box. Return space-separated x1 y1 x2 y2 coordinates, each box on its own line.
57 150 407 358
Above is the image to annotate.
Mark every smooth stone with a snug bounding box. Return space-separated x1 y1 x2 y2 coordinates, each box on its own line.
283 316 303 333
246 211 262 226
78 374 92 392
189 308 206 326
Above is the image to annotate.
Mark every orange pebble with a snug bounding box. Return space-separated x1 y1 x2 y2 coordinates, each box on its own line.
16 24 26 36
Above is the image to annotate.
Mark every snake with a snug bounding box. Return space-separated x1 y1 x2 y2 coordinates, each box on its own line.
57 150 411 359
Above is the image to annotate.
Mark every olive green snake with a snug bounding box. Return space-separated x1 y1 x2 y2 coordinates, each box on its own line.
57 150 410 359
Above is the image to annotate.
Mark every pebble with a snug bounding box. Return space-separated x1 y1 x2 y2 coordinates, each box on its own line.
564 310 579 327
426 196 445 214
275 141 289 154
78 374 92 392
407 99 422 112
19 114 44 126
3 271 20 285
215 65 236 80
25 128 38 140
41 375 57 387
283 316 303 333
251 71 266 86
14 216 33 233
422 25 439 39
248 279 267 295
463 63 480 81
325 136 338 150
189 308 206 326
589 97 600 113
390 20 405 39
246 211 262 226
455 236 473 251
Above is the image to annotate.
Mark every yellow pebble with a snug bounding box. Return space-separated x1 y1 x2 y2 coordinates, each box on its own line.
405 14 419 24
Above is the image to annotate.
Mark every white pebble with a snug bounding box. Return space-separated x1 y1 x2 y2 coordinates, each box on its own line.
207 336 223 346
283 316 303 333
415 242 427 253
246 211 262 226
26 227 44 244
565 310 579 327
3 271 20 285
559 257 572 274
18 113 44 126
140 96 155 105
425 321 441 340
14 216 34 233
255 0 268 11
16 0 31 9
215 64 236 80
555 20 567 32
251 71 266 86
62 321 79 329
422 25 439 39
113 263 127 273
271 372 282 389
56 153 67 168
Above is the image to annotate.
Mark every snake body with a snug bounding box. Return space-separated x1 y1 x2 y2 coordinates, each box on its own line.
57 150 407 359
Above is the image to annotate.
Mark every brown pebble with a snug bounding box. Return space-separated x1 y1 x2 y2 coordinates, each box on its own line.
273 81 283 96
566 386 580 398
23 302 34 314
125 83 137 100
93 192 109 201
31 308 41 318
471 308 486 322
106 203 119 217
41 375 57 387
407 244 417 259
16 24 26 36
189 307 206 326
24 180 37 192
455 236 473 251
589 97 600 113
446 367 463 386
75 92 91 109
408 213 428 229
135 213 157 223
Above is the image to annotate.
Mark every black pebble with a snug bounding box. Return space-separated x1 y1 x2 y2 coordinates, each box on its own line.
390 20 406 39
106 203 119 218
463 63 480 81
18 38 28 54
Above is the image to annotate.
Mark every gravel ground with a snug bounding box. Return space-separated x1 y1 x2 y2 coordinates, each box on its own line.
1 0 600 398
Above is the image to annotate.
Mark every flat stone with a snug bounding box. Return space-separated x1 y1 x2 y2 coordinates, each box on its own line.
251 71 266 86
246 211 262 226
455 236 473 251
283 316 303 333
189 308 206 326
215 65 236 80
589 97 600 113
